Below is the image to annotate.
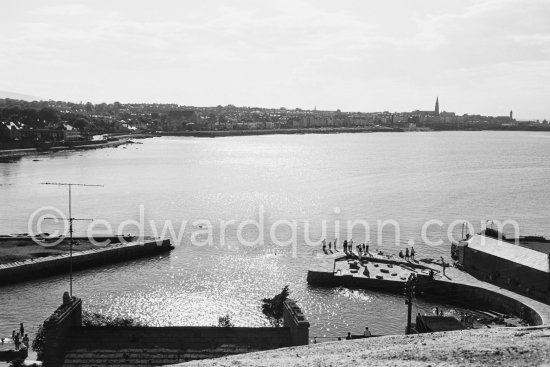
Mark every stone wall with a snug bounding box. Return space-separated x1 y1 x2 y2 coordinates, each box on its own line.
283 300 310 346
40 297 309 366
41 294 83 367
69 326 291 351
307 269 546 325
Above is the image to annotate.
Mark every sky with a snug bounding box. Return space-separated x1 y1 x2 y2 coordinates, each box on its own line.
1 0 549 119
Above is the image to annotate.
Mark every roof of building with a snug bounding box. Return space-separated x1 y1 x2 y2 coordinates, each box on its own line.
467 234 550 273
1 121 23 130
416 316 465 332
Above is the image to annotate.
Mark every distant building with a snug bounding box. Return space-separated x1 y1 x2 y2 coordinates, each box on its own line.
411 97 441 122
0 121 23 140
62 124 83 141
162 110 201 131
20 128 65 142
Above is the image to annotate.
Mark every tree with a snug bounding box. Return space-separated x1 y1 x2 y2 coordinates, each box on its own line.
38 107 59 124
72 117 90 130
85 102 94 113
218 314 234 327
261 285 290 327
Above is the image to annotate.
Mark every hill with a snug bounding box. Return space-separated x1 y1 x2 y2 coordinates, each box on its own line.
0 90 44 102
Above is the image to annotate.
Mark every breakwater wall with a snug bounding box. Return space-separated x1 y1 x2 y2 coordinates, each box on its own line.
307 270 545 325
0 239 173 286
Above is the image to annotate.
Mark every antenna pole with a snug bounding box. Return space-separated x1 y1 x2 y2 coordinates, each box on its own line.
69 185 73 296
42 182 103 297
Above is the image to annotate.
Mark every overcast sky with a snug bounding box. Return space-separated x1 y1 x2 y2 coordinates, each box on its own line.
1 0 549 118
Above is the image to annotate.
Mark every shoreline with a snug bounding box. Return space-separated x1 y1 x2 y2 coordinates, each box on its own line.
159 126 399 137
2 127 549 159
159 125 550 138
0 139 134 159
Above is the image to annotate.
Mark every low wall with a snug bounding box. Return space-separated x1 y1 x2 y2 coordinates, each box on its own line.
69 326 291 351
419 281 543 326
0 239 173 286
40 297 309 366
307 270 544 325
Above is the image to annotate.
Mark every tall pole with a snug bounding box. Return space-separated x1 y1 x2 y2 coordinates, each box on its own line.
42 182 103 297
69 185 73 297
405 273 416 335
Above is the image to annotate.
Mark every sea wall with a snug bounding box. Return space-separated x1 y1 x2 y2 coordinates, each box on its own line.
307 270 545 325
0 239 173 286
420 280 544 326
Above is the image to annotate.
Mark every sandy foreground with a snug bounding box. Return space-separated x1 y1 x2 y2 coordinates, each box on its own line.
172 326 550 367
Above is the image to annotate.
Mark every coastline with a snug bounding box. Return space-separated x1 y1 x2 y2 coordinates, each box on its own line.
159 126 399 137
159 125 550 138
0 139 134 159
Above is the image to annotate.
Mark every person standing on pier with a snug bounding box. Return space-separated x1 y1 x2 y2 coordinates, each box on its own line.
14 333 20 351
441 256 446 276
328 241 332 251
334 238 338 250
20 323 24 337
22 334 29 349
343 240 348 253
405 248 410 261
410 247 415 261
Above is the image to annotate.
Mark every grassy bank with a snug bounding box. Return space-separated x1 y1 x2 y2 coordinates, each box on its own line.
175 325 550 367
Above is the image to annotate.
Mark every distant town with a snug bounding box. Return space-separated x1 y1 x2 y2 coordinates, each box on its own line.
1 96 550 148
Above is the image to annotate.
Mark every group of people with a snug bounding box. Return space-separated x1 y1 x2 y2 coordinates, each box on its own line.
321 238 371 256
9 323 29 351
398 247 416 261
345 327 372 340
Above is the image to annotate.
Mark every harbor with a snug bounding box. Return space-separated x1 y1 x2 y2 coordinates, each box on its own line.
307 243 550 331
1 133 550 365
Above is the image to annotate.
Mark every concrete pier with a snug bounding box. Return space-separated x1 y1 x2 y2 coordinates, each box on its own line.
0 239 173 286
307 252 550 325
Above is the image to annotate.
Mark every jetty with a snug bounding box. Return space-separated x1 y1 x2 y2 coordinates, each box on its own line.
307 250 550 326
0 238 173 286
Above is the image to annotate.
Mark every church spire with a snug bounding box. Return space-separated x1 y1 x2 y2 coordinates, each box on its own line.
435 96 439 116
